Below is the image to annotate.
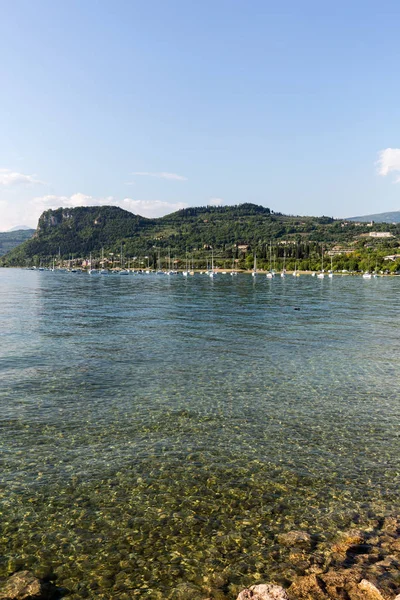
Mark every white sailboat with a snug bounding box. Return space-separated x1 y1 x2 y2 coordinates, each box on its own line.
182 252 189 277
165 249 172 275
119 244 129 274
281 249 286 277
100 248 108 274
266 241 274 278
252 252 257 277
328 255 333 278
209 248 216 278
208 248 216 278
89 252 98 274
363 257 372 278
230 257 237 276
317 246 325 278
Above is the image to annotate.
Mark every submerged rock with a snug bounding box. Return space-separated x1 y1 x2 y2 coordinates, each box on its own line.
237 583 289 600
287 574 328 600
276 531 312 548
350 579 386 600
0 571 57 600
287 573 393 600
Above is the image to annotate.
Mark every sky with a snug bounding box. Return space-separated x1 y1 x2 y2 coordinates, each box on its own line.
1 0 400 230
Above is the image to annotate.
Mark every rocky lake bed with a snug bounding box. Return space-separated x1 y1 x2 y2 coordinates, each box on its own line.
1 516 399 600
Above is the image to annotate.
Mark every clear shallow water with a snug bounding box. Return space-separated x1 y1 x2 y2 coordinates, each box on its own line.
0 270 399 598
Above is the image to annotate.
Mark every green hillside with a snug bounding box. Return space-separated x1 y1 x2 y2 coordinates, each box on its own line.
2 203 400 272
0 228 35 257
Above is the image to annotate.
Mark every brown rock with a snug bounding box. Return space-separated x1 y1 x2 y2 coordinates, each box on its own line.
277 531 312 548
320 571 360 600
0 571 56 600
287 574 328 600
390 539 400 554
381 518 399 536
358 580 385 600
347 579 385 600
236 584 289 600
331 530 366 554
169 582 205 600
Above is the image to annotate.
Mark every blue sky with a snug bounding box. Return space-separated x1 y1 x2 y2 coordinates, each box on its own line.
1 0 400 230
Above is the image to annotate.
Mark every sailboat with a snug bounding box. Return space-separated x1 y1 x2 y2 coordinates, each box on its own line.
88 252 98 274
182 252 189 277
230 257 237 276
156 249 163 274
100 248 108 274
328 255 333 278
209 248 216 278
266 241 274 278
362 255 372 278
281 248 286 278
317 246 325 278
118 244 129 274
293 242 300 276
252 252 257 277
165 249 172 275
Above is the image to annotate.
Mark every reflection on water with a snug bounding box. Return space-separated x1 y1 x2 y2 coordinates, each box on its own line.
0 270 399 598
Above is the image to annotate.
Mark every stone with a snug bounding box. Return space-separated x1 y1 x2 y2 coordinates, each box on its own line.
331 530 366 554
320 571 360 600
381 518 399 536
390 539 400 553
277 531 312 548
287 574 328 600
358 580 385 600
169 582 205 600
237 583 289 600
0 571 57 600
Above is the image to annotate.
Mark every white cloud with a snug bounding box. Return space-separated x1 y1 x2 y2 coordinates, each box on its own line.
0 200 35 232
209 197 224 206
29 193 188 221
31 193 112 212
121 198 188 217
0 201 9 230
376 148 400 182
132 171 188 181
0 168 43 186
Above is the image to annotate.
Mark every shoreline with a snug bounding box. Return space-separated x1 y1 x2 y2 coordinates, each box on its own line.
1 515 399 600
1 266 400 277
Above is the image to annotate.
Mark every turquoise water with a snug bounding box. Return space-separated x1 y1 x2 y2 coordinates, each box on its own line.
0 270 399 599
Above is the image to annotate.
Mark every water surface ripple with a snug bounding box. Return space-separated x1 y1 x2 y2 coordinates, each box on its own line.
0 270 399 598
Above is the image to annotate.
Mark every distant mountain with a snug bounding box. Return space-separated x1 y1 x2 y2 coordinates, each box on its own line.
8 225 32 231
0 203 335 266
1 203 399 268
0 228 35 257
347 210 400 223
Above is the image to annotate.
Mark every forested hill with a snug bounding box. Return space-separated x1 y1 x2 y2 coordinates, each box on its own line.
2 203 400 267
0 228 35 257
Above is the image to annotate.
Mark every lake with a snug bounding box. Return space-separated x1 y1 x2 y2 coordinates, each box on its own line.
0 269 399 599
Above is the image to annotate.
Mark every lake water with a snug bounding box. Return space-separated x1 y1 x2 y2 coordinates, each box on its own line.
0 269 399 599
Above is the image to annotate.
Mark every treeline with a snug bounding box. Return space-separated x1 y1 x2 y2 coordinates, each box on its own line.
1 204 400 272
0 229 35 257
